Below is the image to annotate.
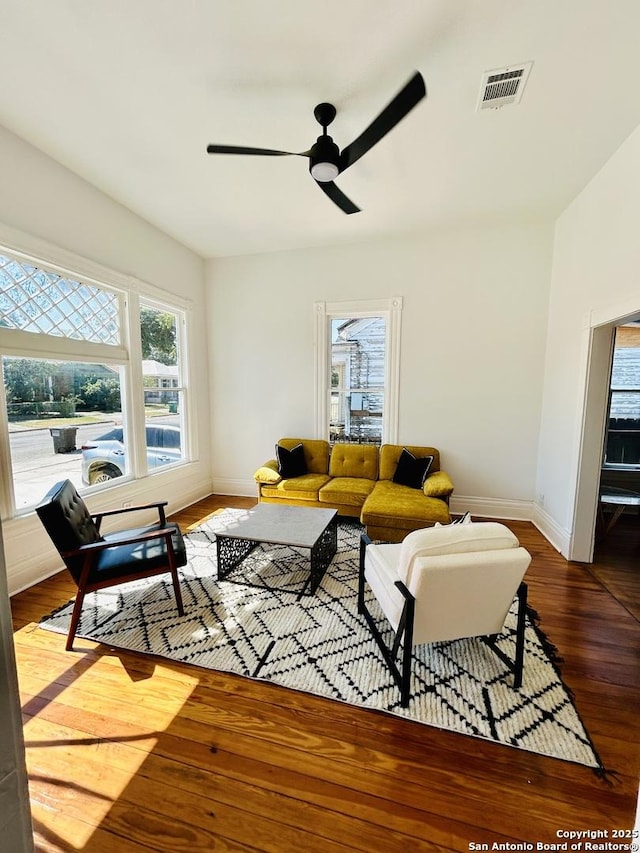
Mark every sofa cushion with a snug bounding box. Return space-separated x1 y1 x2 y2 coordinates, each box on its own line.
276 442 307 478
392 448 433 489
422 470 454 499
277 438 329 474
253 460 282 484
379 444 440 481
362 480 451 529
329 443 379 480
319 476 376 508
260 473 331 501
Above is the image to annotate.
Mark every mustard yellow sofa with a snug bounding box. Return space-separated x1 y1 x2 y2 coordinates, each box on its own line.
253 438 454 543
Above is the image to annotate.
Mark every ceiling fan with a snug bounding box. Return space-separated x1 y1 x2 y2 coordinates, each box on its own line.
206 71 426 214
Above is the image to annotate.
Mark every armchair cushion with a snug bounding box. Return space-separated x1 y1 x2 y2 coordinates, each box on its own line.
97 523 186 581
36 479 104 580
397 522 520 586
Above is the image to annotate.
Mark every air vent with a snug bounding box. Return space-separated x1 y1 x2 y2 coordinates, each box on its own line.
477 62 532 110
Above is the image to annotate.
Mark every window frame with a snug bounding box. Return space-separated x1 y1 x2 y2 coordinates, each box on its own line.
138 295 189 476
314 297 402 444
0 229 193 519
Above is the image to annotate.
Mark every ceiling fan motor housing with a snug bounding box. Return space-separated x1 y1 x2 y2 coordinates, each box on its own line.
309 135 340 182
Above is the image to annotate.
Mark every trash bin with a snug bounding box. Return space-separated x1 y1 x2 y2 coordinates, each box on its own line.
50 426 78 453
168 402 177 414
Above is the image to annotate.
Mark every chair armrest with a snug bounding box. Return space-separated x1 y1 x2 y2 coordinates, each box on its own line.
422 470 454 499
254 459 282 485
359 532 373 572
62 525 175 559
93 501 168 530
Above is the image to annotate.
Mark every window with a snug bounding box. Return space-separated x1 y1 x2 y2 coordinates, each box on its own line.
330 317 386 443
0 246 190 517
603 323 640 468
0 253 120 344
314 298 402 445
3 356 126 508
140 302 185 467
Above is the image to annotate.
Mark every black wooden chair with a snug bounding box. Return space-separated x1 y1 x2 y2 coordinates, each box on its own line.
36 479 187 650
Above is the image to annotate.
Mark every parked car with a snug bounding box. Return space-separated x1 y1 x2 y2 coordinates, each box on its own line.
81 424 182 485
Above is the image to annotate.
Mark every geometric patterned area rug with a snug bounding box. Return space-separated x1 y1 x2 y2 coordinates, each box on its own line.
39 510 603 771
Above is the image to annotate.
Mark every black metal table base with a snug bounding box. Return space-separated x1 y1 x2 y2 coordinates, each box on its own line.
216 519 337 596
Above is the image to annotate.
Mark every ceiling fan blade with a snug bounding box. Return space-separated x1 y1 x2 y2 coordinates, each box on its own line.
206 144 310 157
339 71 426 173
317 181 361 214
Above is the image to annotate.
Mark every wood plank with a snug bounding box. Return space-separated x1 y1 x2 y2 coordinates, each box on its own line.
11 495 640 852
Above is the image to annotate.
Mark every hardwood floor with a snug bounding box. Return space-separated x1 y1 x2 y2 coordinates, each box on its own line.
10 496 640 852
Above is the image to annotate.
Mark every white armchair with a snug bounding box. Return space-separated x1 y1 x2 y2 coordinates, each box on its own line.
357 522 532 706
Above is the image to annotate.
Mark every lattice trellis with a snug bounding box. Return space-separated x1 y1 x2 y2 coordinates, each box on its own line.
0 254 120 345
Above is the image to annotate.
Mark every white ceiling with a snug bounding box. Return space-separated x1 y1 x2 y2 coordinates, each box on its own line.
2 1 640 259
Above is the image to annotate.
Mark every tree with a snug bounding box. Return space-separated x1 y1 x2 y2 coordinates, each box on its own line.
79 377 121 412
3 358 53 402
140 308 177 365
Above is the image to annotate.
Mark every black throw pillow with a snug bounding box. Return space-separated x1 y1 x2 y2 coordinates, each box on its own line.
276 443 308 478
392 448 434 490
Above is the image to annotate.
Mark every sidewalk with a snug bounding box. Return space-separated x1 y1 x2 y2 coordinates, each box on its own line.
8 413 120 433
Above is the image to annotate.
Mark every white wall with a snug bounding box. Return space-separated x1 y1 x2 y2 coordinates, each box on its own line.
536 123 640 556
0 125 212 593
206 221 553 517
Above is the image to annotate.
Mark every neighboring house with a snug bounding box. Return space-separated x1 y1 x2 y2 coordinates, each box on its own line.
331 317 385 443
142 359 179 404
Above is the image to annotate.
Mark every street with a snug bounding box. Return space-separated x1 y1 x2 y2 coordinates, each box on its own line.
8 416 179 510
9 421 119 467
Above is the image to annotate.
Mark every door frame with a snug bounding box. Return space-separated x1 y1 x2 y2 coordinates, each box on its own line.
571 301 640 562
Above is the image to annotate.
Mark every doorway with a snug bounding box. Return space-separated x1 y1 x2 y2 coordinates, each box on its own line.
572 313 640 564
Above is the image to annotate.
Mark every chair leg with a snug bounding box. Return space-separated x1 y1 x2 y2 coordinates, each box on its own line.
357 534 371 615
399 593 415 707
513 581 527 689
66 589 86 651
170 567 185 616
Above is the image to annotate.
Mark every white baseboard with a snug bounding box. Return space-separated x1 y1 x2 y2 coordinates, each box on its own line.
530 504 571 558
449 494 533 521
451 495 570 556
211 477 256 498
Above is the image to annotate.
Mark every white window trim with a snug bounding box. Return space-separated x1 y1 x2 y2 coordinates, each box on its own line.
138 295 195 477
0 223 195 517
314 297 402 444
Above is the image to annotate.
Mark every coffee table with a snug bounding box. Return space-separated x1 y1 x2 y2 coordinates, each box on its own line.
216 504 338 595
